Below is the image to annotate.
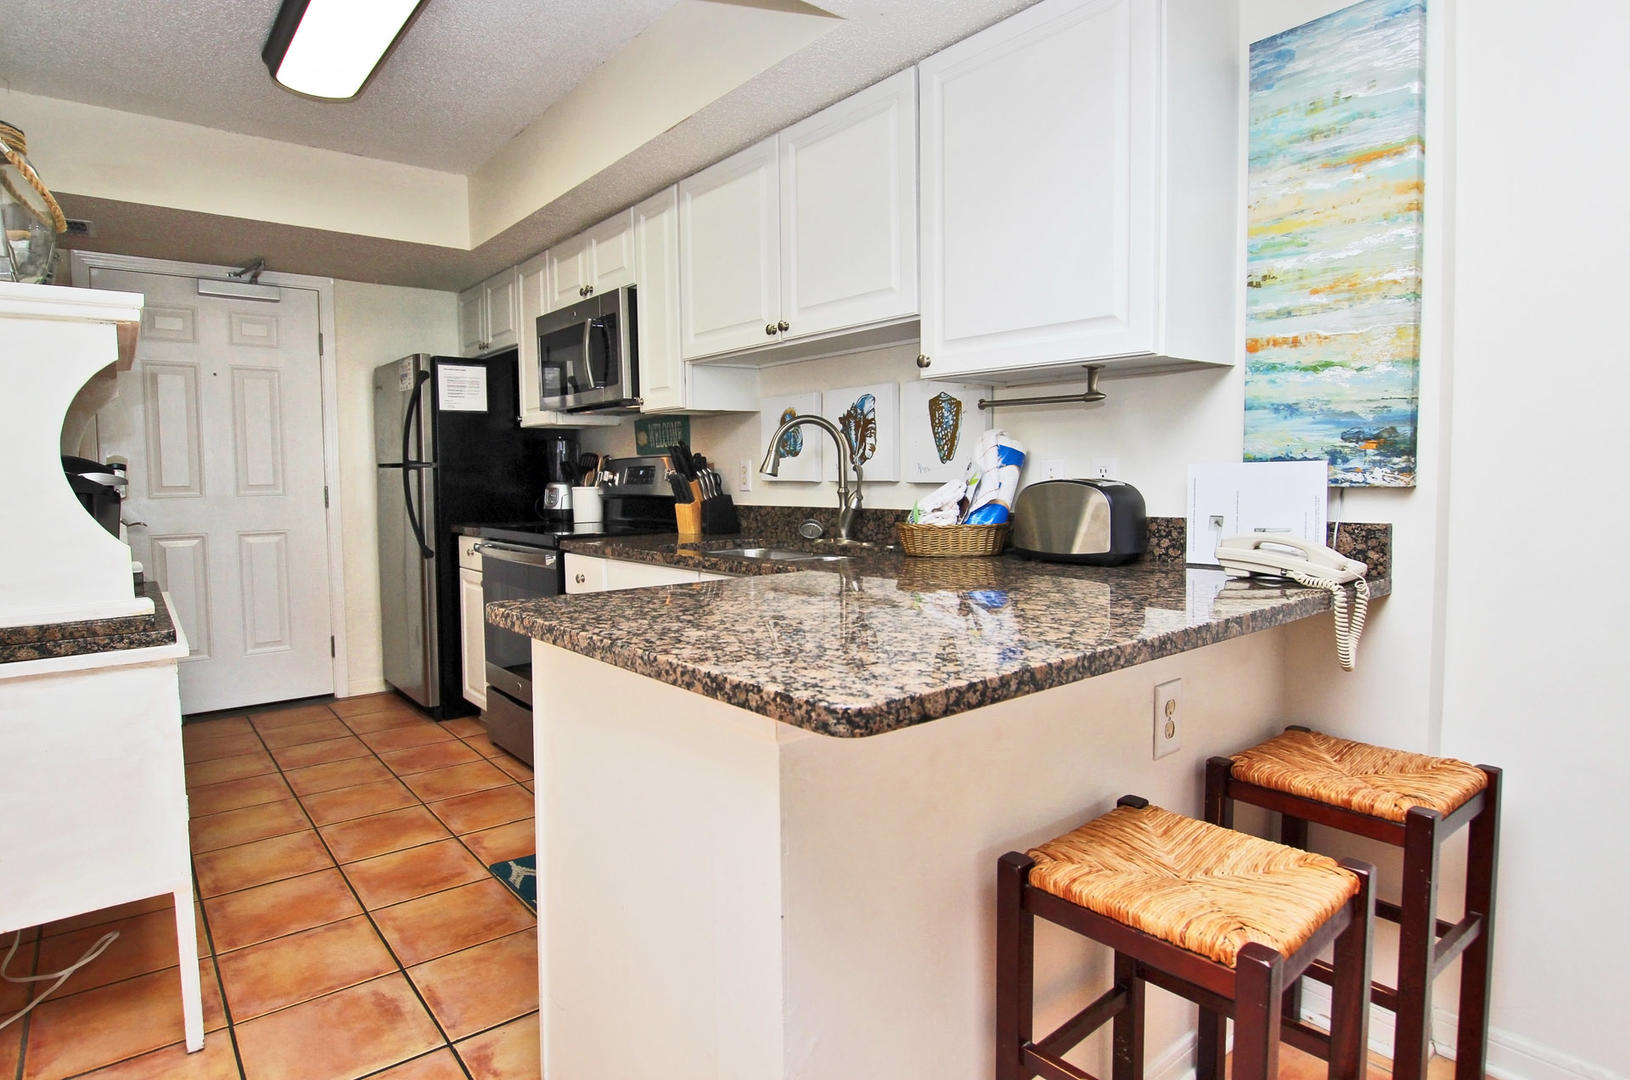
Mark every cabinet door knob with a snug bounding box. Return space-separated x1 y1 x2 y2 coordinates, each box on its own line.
578 286 587 297
765 324 778 336
585 285 594 296
574 573 586 584
916 353 931 369
777 320 789 333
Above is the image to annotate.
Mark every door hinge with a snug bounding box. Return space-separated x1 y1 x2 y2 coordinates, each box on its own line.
318 332 324 356
330 635 336 658
323 485 330 508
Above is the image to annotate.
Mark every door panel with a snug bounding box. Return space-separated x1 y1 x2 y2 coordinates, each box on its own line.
94 266 334 713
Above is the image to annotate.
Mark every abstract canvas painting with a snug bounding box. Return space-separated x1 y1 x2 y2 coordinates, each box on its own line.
1244 0 1426 487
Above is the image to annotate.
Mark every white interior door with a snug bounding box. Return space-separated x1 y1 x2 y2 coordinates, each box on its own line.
92 267 335 714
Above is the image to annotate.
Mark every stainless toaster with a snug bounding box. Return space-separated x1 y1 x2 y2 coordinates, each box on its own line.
1010 479 1147 565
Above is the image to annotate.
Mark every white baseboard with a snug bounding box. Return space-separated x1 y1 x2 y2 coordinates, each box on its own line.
345 678 388 696
1150 1031 1198 1080
1297 982 1625 1080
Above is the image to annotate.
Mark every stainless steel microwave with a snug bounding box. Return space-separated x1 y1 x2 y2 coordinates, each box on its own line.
536 284 640 413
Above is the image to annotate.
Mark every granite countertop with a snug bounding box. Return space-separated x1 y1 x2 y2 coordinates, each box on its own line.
0 582 179 664
488 532 1391 739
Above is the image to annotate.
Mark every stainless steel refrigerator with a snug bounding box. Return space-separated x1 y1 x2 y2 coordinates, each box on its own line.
373 352 562 718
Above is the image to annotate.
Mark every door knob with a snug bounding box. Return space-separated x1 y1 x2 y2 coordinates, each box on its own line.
777 320 789 333
916 354 931 369
766 324 778 336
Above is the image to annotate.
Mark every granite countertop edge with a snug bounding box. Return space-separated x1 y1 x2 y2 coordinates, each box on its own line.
0 582 179 665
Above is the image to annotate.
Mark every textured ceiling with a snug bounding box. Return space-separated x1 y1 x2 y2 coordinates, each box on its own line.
15 0 1044 291
0 0 679 173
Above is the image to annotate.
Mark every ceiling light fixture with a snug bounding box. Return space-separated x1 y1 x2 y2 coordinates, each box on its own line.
262 0 427 101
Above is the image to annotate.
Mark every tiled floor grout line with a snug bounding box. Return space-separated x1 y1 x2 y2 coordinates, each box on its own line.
185 860 251 1080
10 931 38 1080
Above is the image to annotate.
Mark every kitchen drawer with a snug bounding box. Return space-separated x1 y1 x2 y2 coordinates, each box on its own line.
457 535 484 572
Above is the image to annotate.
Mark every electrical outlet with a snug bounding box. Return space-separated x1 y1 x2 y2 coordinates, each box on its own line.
737 461 752 492
1090 456 1119 480
1040 459 1067 480
1153 678 1182 759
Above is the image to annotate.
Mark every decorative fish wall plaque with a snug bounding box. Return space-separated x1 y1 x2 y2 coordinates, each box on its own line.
927 391 963 463
839 393 878 467
776 406 804 459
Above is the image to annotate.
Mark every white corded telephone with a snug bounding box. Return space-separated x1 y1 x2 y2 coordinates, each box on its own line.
1215 535 1369 671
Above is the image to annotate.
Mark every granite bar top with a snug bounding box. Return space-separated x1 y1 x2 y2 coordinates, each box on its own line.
0 582 178 664
489 526 1391 739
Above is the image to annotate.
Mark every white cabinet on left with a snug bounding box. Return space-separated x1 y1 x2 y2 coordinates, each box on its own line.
457 535 486 710
458 267 521 357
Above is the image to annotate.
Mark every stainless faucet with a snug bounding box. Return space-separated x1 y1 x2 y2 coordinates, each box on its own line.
760 413 865 544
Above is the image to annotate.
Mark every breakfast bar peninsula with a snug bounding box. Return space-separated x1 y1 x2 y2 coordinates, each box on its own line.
490 540 1389 1080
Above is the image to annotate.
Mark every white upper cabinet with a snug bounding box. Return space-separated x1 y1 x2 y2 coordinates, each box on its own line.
679 138 782 358
680 69 919 361
515 250 622 430
779 68 918 340
547 210 637 313
458 267 521 357
917 0 1237 380
637 187 758 414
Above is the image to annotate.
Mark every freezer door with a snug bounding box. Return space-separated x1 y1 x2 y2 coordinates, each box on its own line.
373 355 429 465
377 462 439 708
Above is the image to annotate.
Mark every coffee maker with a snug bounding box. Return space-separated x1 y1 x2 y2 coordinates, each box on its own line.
539 433 579 522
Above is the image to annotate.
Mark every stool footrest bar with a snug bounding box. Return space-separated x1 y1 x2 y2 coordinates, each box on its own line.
1022 1045 1099 1080
1033 985 1130 1062
1433 915 1482 970
1281 1018 1335 1059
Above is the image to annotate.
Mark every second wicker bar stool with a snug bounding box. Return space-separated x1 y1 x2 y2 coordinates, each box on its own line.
997 796 1374 1080
1205 727 1501 1080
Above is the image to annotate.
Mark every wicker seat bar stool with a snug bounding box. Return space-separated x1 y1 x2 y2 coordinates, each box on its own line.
1205 727 1501 1080
996 796 1375 1080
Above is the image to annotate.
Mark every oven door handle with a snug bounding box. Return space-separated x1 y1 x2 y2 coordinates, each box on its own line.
474 542 559 569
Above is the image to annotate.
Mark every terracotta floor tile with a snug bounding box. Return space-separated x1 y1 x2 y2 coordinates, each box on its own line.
35 907 202 996
320 804 450 864
22 961 226 1080
181 716 252 740
300 778 417 826
188 799 310 854
403 760 511 803
408 928 538 1040
359 723 457 753
269 735 371 771
248 702 339 729
284 756 393 796
426 786 534 835
368 1048 469 1080
343 838 488 909
330 693 414 719
380 740 482 776
441 717 486 739
459 731 504 758
0 1024 19 1080
187 772 293 818
203 869 362 952
455 1012 540 1080
185 750 276 789
459 819 535 867
193 830 335 898
72 1037 241 1079
182 730 264 763
522 780 534 792
492 755 533 782
41 895 173 938
257 717 351 749
215 915 397 1021
342 708 430 734
232 973 443 1080
373 879 535 967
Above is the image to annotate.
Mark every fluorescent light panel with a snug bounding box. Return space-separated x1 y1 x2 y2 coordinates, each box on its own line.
264 0 424 101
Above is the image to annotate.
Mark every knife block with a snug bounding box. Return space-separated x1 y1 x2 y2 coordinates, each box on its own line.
675 482 704 538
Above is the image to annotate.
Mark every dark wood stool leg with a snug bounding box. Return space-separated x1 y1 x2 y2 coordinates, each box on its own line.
1198 758 1234 1080
1279 812 1310 1024
996 852 1036 1080
1204 757 1235 829
1111 952 1145 1080
1393 807 1441 1080
1455 769 1501 1080
1232 943 1284 1080
1329 861 1375 1080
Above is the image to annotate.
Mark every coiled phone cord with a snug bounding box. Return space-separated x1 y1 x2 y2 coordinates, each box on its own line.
0 928 119 1031
1288 571 1369 672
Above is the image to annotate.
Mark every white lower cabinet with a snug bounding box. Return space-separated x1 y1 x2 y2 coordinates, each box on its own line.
565 553 730 593
457 536 486 710
916 0 1238 380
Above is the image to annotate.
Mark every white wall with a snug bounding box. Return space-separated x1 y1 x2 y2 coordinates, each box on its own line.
332 282 459 695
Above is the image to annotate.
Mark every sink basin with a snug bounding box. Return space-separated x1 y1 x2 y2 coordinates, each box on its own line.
710 546 848 563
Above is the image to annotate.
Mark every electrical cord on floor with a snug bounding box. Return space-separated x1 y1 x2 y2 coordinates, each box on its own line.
0 928 119 1031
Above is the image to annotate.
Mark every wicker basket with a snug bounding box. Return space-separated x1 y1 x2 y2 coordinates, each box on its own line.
896 522 1009 558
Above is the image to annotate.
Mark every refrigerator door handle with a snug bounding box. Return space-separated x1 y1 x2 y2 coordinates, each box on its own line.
403 369 434 559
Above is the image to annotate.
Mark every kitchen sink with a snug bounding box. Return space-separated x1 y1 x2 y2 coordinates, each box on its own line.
710 546 849 563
